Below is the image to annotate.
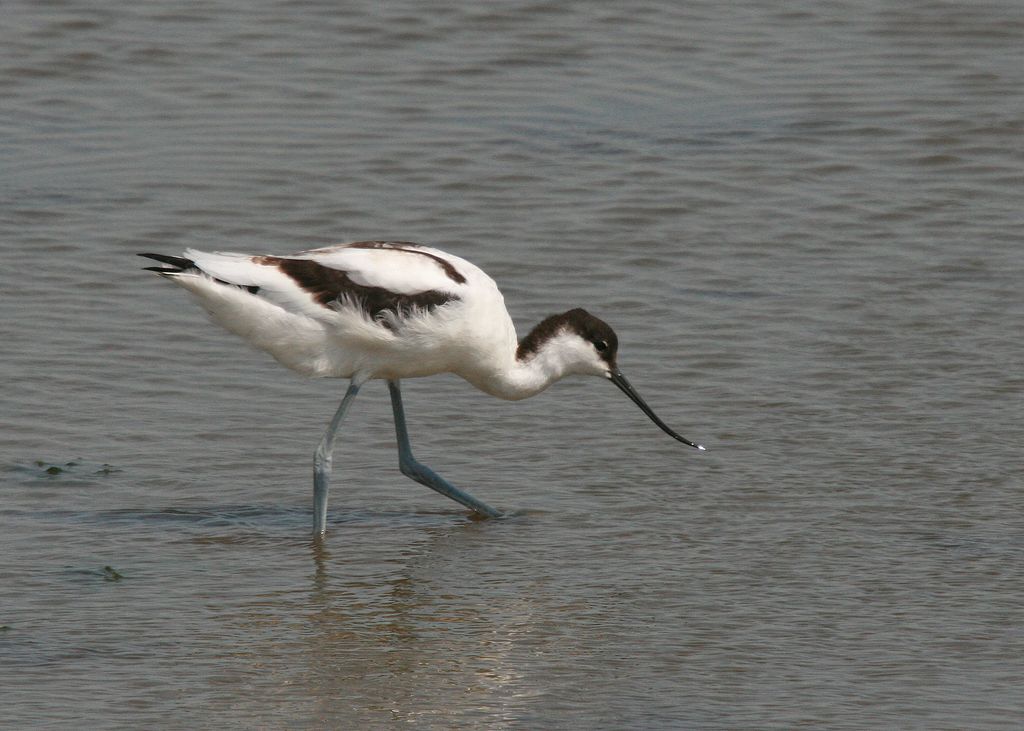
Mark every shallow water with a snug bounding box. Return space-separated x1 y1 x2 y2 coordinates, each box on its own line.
3 1 1023 728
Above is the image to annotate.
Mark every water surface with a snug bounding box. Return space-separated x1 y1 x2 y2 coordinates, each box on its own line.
2 1 1023 728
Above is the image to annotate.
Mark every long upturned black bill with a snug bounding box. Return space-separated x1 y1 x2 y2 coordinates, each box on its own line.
609 370 705 450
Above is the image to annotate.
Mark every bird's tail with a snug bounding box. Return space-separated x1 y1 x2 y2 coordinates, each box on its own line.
138 252 196 275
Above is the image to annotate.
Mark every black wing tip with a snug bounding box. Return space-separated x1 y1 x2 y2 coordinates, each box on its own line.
138 252 195 272
138 253 261 294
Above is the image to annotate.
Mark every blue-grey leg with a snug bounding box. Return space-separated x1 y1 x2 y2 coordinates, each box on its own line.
387 380 502 518
313 381 361 535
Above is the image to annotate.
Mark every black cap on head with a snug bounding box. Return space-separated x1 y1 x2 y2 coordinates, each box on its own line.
516 307 618 365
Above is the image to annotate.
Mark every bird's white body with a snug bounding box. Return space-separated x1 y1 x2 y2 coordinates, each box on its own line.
168 243 600 400
141 241 702 532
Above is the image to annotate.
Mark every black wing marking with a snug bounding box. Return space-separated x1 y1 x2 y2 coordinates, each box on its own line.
139 253 260 294
257 256 458 325
345 241 467 284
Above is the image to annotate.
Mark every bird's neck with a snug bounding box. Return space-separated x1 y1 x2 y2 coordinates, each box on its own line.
468 331 586 401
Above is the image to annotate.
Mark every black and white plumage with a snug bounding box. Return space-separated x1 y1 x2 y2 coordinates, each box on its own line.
140 241 704 533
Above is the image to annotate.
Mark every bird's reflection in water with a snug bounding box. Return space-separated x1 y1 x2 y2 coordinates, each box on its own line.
302 516 533 725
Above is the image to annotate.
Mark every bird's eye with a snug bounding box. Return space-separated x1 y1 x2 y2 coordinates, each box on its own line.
594 339 608 352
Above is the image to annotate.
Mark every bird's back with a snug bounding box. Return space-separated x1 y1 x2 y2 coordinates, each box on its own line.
147 242 518 384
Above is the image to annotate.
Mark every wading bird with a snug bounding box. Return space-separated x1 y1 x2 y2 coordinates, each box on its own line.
140 242 704 534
